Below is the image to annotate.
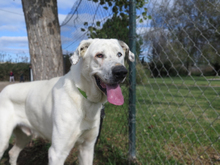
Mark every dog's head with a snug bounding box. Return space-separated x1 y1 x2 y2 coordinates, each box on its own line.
70 39 135 105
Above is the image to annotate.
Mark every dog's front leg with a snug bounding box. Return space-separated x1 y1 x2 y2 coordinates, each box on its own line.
78 140 96 165
78 127 99 165
48 129 80 165
48 115 81 165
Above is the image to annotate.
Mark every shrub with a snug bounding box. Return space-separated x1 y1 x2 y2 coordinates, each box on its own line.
0 62 30 81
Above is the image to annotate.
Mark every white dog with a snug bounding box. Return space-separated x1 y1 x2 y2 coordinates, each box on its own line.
0 39 135 165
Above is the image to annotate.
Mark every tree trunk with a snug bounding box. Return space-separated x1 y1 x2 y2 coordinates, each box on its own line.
22 0 63 80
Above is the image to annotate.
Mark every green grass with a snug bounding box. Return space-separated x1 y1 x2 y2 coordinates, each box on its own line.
97 76 220 164
1 76 220 164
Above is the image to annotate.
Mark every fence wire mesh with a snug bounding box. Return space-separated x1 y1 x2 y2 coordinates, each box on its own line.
61 0 220 164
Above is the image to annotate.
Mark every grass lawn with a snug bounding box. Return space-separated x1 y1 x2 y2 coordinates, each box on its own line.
1 76 220 164
98 76 220 164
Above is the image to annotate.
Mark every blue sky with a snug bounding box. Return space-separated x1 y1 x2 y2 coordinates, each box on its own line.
0 0 157 62
0 0 73 62
0 0 115 61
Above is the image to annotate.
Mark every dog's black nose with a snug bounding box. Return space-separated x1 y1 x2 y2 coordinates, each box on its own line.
112 65 128 81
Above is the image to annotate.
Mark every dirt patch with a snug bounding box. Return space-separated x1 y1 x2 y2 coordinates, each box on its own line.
0 138 80 165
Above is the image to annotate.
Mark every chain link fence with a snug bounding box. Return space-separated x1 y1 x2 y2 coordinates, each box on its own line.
61 0 220 164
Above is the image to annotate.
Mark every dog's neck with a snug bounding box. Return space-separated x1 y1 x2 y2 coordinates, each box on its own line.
68 60 107 103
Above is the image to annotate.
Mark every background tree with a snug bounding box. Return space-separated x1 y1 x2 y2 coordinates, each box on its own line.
87 16 143 60
145 0 220 76
81 0 148 60
22 0 63 80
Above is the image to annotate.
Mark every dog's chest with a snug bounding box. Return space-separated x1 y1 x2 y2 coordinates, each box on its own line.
80 109 100 132
76 103 102 144
75 116 99 145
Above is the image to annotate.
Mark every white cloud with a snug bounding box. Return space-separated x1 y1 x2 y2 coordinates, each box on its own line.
58 14 67 25
0 1 72 57
0 12 24 25
0 1 21 8
57 0 74 10
61 36 73 44
137 27 152 35
0 47 29 55
61 13 99 27
61 28 88 52
0 1 28 57
0 8 26 35
0 36 28 55
0 0 111 56
0 36 27 43
0 25 21 32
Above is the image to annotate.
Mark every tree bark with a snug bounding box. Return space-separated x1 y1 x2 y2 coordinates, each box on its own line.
22 0 63 80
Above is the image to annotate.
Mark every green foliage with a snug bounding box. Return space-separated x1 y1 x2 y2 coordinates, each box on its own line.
89 16 129 41
122 62 150 85
148 61 188 77
145 0 220 76
0 62 30 81
81 0 149 60
87 16 143 59
135 63 150 84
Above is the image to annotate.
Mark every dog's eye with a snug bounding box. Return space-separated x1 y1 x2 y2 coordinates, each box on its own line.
117 52 122 57
96 54 104 58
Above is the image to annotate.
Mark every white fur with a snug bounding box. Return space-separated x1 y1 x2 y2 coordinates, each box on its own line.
0 39 134 165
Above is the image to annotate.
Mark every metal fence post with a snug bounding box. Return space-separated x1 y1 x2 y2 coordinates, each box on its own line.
129 0 136 161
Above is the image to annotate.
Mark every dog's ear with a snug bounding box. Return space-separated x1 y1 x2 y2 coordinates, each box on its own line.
118 40 135 62
70 39 93 65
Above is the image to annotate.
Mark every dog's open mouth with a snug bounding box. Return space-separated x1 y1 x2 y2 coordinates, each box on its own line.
94 75 124 105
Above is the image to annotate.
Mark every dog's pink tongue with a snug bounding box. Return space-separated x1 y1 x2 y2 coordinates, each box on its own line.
106 84 124 105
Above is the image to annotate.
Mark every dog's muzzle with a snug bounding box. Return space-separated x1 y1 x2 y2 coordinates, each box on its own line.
112 65 128 82
94 65 127 105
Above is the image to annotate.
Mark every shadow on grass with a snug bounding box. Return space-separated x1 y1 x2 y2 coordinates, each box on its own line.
0 144 12 165
0 139 49 165
94 138 140 165
0 139 137 165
